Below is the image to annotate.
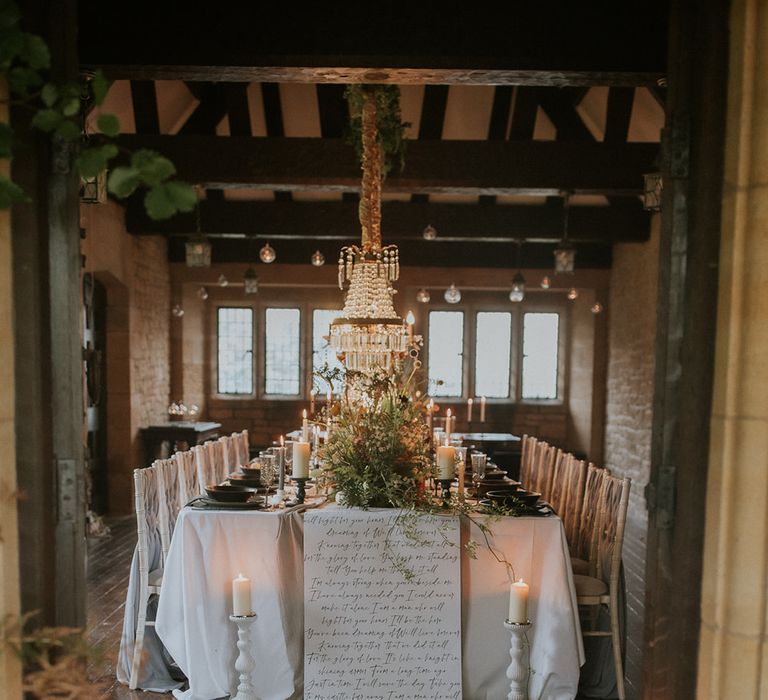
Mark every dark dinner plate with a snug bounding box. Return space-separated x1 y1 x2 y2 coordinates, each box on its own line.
188 496 265 510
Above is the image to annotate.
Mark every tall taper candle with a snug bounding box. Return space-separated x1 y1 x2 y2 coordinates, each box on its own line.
232 573 252 616
309 389 316 414
278 435 285 490
437 445 455 480
293 441 310 479
480 396 487 423
426 399 433 432
467 397 473 423
446 408 453 445
302 409 309 442
508 579 529 623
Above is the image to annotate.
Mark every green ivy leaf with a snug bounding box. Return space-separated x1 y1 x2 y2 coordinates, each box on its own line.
61 96 80 117
96 113 120 138
76 144 118 179
0 123 13 158
131 149 176 187
54 119 80 141
41 82 58 107
91 70 111 106
143 181 196 220
107 166 140 198
8 64 42 94
162 180 196 211
30 108 62 132
0 175 29 208
20 33 49 70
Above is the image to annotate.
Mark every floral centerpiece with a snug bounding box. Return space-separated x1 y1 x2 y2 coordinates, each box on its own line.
320 367 433 509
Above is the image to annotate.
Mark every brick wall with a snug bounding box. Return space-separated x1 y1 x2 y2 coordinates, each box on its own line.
603 215 660 698
129 236 171 469
81 202 171 513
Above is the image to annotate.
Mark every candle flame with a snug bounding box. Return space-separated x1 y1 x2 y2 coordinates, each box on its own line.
468 398 473 405
280 435 285 446
302 409 307 418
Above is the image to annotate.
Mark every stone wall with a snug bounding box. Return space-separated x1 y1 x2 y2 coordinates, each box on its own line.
603 215 660 698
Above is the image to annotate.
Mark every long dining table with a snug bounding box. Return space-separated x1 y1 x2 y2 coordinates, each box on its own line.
153 501 584 700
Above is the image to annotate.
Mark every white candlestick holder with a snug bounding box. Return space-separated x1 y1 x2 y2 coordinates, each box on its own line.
503 619 531 700
229 613 258 700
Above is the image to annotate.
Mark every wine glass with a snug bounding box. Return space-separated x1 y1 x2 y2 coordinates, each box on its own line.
471 452 487 497
259 453 275 496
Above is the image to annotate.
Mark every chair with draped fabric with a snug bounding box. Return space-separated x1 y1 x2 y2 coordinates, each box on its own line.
174 449 202 502
231 429 250 466
204 439 225 486
128 465 165 689
573 474 631 700
156 458 186 563
193 443 214 490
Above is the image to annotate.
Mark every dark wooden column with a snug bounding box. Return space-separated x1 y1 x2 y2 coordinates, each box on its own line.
13 0 86 627
643 0 728 696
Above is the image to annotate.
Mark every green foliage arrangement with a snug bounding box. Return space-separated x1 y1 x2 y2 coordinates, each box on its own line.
321 366 433 509
0 0 195 219
344 84 410 175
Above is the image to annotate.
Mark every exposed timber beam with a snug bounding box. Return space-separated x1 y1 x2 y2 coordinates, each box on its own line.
126 198 650 243
167 236 613 269
79 5 666 85
113 135 658 195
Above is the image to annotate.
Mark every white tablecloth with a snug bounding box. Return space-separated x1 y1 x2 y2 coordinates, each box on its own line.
155 506 584 700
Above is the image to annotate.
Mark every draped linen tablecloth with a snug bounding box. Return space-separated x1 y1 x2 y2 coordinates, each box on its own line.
154 506 584 700
155 508 306 700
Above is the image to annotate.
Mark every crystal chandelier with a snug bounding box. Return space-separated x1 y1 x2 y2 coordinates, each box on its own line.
330 87 408 373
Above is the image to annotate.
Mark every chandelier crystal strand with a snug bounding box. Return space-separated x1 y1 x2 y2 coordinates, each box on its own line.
330 87 408 376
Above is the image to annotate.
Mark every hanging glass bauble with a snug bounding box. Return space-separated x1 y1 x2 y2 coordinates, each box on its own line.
444 284 462 304
260 242 276 263
311 250 325 266
422 224 437 240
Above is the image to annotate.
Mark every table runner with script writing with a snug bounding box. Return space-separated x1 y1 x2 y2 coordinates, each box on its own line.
304 508 462 700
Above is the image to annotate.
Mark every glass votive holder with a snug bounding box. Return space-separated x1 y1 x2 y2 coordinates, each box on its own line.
471 453 487 479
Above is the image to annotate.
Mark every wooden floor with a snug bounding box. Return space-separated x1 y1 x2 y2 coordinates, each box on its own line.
86 515 169 700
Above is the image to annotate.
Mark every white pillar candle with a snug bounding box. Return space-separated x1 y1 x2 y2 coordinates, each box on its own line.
508 578 529 623
437 445 455 480
232 573 252 616
446 408 452 444
278 435 285 490
293 441 310 478
480 396 486 423
302 409 309 442
467 397 473 423
310 389 316 415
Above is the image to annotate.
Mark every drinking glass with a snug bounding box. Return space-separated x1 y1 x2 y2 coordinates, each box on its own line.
471 453 487 493
259 453 275 491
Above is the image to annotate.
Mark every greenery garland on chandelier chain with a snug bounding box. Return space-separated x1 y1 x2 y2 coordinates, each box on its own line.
0 0 196 219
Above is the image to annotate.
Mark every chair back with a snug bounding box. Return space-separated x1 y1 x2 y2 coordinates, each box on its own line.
574 464 607 571
546 449 569 516
155 458 185 562
193 444 211 489
594 475 631 589
231 430 250 465
519 434 534 486
204 439 225 485
133 465 163 582
175 449 202 502
561 457 587 554
529 441 557 497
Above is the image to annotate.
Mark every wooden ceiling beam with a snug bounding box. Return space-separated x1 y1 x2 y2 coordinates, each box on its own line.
126 198 650 243
112 134 658 195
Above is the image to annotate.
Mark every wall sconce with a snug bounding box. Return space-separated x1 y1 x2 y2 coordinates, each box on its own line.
416 288 431 303
260 242 276 263
643 172 663 212
509 271 526 303
422 224 437 241
311 250 325 266
79 171 107 204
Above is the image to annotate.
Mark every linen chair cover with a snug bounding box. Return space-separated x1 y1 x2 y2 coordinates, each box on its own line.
156 458 185 562
231 429 250 466
574 475 631 700
205 438 226 485
193 443 215 490
174 449 202 502
218 435 239 478
117 466 181 692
